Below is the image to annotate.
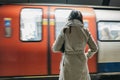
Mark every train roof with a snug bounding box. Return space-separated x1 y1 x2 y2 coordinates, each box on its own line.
0 3 120 10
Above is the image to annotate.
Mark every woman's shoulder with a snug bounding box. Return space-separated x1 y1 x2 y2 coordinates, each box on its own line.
83 28 90 35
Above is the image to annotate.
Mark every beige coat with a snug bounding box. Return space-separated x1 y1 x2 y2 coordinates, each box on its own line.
52 19 98 80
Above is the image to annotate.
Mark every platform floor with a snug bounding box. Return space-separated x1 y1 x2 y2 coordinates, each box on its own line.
0 75 120 80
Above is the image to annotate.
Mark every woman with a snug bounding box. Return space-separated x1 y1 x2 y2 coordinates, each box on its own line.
52 10 98 80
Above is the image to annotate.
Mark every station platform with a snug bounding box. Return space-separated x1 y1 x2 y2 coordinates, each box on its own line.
0 75 120 80
0 75 59 80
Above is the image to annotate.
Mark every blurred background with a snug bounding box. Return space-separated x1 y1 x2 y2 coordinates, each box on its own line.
0 0 120 7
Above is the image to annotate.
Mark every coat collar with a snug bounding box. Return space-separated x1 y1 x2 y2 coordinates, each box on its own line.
66 19 84 28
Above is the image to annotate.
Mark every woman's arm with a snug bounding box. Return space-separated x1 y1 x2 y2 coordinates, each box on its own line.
86 30 98 58
52 30 65 53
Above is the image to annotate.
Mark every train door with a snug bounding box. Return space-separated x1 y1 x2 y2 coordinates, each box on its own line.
95 9 120 73
50 6 97 74
0 5 48 76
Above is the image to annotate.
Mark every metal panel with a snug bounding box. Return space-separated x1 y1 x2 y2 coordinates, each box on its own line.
29 0 66 3
98 41 120 63
0 0 28 3
95 9 120 72
95 10 120 21
68 0 102 5
110 0 120 7
95 10 120 62
0 5 48 76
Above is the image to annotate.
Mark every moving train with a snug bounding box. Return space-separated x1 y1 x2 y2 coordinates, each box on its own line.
0 3 120 78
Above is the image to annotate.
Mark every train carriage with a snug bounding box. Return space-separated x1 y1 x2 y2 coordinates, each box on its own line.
0 3 120 78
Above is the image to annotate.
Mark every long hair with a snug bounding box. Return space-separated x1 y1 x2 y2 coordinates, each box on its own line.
68 10 83 24
67 10 83 33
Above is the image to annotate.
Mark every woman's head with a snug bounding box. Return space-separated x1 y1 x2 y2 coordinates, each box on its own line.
68 10 83 23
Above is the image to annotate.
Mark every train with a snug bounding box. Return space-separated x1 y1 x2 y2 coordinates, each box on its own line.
0 3 120 79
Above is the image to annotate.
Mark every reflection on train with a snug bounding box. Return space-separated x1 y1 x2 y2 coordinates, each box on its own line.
0 4 120 79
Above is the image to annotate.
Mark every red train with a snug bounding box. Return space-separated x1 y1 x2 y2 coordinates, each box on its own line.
0 3 120 78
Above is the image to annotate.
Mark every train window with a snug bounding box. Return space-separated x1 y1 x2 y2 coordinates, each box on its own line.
55 9 89 38
98 21 120 41
20 8 42 41
55 9 72 38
